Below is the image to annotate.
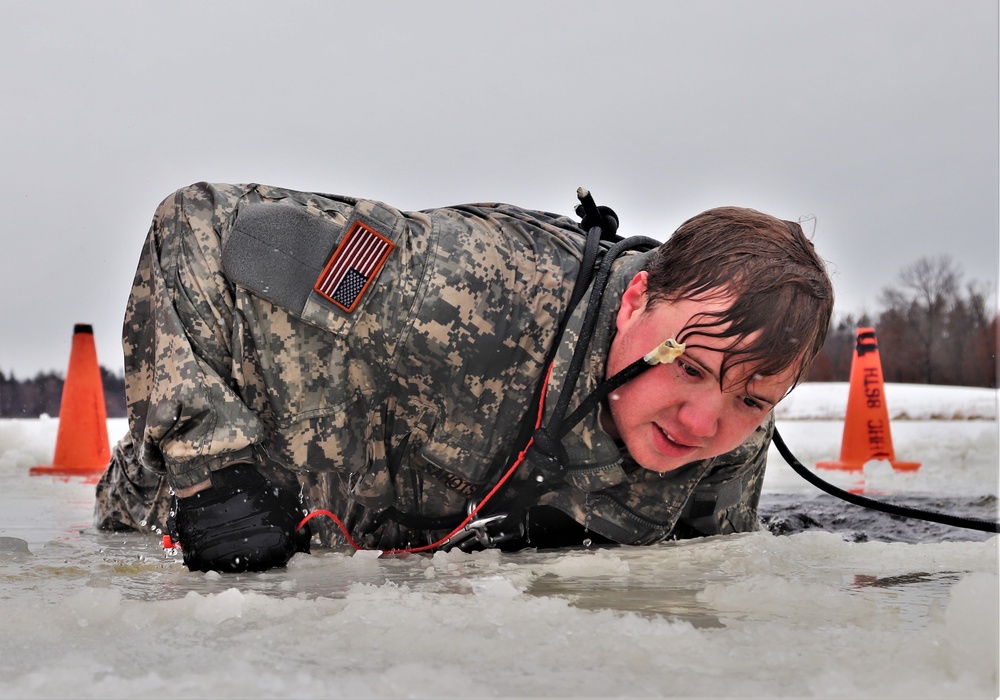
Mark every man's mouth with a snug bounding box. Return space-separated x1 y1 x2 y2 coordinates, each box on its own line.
653 424 700 455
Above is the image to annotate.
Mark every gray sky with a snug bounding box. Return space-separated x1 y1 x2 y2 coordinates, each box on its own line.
2 1 997 378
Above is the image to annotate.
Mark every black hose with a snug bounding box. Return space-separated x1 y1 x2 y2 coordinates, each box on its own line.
772 427 1000 534
549 235 660 443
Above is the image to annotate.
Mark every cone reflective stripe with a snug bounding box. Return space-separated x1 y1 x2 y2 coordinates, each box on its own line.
817 328 920 472
30 324 111 476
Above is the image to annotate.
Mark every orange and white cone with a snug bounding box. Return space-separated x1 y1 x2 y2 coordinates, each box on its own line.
817 327 920 472
30 324 111 476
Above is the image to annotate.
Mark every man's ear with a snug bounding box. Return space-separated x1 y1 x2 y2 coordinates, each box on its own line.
616 271 649 332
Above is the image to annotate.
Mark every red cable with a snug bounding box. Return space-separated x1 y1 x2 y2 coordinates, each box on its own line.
296 364 554 555
296 510 363 550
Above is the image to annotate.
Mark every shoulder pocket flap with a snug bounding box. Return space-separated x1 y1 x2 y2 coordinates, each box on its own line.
223 203 340 316
300 200 403 336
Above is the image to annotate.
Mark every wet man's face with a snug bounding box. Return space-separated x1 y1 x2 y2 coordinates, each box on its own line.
602 272 798 473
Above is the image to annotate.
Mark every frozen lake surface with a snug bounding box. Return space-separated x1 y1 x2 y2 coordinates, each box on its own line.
1 383 997 698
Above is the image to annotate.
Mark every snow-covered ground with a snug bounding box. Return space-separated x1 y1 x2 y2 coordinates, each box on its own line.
0 383 997 698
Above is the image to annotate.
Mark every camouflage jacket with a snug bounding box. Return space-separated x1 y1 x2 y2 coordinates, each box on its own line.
95 182 771 549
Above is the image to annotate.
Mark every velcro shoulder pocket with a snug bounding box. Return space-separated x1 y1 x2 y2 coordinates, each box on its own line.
222 200 403 336
223 202 340 315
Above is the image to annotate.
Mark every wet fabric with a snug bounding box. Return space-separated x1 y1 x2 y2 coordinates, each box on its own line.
95 182 772 550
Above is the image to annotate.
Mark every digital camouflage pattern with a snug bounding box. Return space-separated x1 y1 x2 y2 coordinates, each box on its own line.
95 182 773 550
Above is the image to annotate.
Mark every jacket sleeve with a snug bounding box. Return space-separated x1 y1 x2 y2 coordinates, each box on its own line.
124 183 265 491
673 415 775 536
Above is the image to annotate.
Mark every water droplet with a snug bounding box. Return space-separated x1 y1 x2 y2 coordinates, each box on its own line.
535 475 544 483
582 538 592 547
139 520 147 527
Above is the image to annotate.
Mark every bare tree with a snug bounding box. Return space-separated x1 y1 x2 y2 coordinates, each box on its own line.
878 255 961 383
803 257 994 387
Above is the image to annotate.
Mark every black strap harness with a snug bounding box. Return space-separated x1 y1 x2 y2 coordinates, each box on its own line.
459 192 663 548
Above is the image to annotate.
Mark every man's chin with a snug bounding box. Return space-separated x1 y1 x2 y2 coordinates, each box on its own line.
633 455 690 474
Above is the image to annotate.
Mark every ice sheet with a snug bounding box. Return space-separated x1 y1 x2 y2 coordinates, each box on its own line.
1 385 997 698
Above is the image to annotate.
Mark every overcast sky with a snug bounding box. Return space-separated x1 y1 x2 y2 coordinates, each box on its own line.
2 1 997 378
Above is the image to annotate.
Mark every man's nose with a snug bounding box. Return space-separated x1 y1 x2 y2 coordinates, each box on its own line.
677 389 721 439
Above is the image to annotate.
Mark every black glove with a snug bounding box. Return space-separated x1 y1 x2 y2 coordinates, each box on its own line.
167 464 311 573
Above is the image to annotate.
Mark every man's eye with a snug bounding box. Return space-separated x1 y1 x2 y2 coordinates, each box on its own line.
679 360 702 379
742 396 763 411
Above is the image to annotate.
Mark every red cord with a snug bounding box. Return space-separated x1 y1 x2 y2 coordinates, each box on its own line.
296 510 363 550
296 364 554 556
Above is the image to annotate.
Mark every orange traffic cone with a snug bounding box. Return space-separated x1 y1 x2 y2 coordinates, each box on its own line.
30 324 111 476
817 328 920 472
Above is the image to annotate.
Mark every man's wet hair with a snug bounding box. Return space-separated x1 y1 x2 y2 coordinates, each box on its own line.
644 206 835 392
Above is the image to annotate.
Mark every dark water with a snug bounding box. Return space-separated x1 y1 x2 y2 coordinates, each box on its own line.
759 492 999 543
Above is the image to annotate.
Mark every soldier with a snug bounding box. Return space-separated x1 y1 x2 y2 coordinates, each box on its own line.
95 182 834 573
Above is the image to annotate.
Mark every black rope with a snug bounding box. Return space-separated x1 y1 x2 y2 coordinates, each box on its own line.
772 427 1000 534
559 355 649 440
549 235 661 443
568 227 604 313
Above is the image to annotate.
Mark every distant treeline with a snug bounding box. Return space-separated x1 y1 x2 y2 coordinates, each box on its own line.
806 255 997 388
1 257 996 418
1 367 126 418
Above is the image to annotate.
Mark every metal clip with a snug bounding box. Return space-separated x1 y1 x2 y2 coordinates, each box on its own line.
444 501 511 550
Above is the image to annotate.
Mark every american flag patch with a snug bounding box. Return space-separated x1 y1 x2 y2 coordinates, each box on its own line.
313 221 395 312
